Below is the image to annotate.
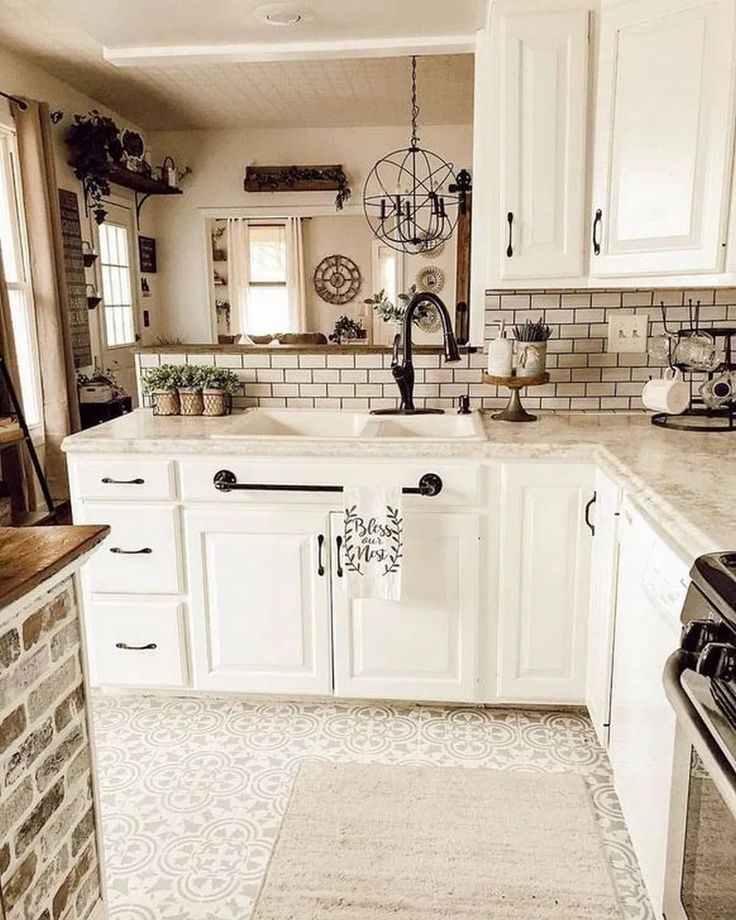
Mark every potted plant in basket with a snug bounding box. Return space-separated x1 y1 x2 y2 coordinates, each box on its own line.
199 368 240 417
143 365 181 416
513 318 552 378
177 365 205 416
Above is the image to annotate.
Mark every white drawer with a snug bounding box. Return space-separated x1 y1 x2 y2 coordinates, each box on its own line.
70 457 175 501
80 503 183 594
86 600 188 688
179 459 481 507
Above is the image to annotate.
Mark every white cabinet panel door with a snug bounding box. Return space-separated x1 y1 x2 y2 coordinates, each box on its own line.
331 512 480 702
585 468 622 748
608 501 690 915
591 0 736 276
499 5 590 279
497 462 594 703
185 508 332 695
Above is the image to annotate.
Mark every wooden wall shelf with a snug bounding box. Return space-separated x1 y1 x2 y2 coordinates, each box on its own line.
107 164 182 229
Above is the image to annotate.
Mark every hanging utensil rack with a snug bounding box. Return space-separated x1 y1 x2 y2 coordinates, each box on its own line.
651 301 736 432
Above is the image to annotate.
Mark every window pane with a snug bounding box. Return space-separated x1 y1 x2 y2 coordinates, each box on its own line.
99 220 135 347
8 288 40 426
0 136 22 283
246 286 290 336
249 225 286 282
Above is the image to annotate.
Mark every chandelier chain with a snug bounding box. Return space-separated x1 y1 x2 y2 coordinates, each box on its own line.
410 55 420 148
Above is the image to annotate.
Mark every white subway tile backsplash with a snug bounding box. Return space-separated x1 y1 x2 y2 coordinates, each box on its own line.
137 285 735 414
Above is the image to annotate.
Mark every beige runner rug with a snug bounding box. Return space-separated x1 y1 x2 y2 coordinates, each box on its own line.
252 762 622 919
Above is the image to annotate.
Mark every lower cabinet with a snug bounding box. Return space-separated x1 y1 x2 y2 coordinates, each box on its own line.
185 507 333 696
496 462 594 703
185 507 481 701
330 511 481 702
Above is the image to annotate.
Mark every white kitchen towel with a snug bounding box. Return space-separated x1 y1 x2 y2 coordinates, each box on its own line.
343 486 403 600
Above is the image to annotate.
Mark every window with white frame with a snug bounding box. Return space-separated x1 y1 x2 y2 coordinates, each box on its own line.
98 221 136 347
246 223 289 335
0 126 42 427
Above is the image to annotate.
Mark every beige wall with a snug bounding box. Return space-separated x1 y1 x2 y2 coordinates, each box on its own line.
148 124 473 342
0 46 161 358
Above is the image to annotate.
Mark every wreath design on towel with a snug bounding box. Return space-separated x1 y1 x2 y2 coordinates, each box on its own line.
344 505 403 578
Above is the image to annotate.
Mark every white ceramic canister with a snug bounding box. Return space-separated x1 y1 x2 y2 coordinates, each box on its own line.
487 322 514 377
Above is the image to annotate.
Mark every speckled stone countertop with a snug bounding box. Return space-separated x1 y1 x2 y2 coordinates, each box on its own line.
62 410 736 560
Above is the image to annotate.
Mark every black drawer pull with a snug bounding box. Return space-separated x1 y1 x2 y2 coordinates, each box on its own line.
584 491 597 537
109 547 153 555
335 535 344 578
317 534 325 577
101 477 145 485
115 642 157 651
592 209 603 256
506 211 514 257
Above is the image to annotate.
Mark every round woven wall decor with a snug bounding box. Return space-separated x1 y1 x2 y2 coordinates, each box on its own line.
416 265 445 294
313 254 362 305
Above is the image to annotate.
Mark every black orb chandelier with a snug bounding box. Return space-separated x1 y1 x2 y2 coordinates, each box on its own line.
363 56 462 255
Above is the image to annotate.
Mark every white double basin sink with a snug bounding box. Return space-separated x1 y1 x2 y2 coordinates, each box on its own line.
211 408 486 441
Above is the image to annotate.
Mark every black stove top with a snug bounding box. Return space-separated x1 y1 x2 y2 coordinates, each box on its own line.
683 553 736 733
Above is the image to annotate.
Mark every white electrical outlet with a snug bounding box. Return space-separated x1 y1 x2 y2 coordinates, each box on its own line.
607 314 649 353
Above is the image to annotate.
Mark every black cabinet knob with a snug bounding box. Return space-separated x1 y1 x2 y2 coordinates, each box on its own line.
697 642 736 681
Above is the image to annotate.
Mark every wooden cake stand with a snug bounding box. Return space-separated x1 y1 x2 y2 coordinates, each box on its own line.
482 372 550 422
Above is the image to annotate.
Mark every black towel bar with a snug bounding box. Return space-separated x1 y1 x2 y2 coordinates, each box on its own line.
213 470 443 497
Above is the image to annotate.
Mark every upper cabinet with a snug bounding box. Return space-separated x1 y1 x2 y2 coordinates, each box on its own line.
590 0 736 277
470 0 736 305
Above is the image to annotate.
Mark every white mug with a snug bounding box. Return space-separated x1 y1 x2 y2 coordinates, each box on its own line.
641 368 690 415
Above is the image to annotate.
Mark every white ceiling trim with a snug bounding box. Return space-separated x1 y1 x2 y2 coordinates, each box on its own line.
103 33 478 67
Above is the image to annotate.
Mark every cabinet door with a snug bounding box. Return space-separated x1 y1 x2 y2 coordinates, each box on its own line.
499 5 590 279
584 468 622 748
331 512 480 702
497 462 593 703
185 508 332 695
608 501 689 915
590 0 736 276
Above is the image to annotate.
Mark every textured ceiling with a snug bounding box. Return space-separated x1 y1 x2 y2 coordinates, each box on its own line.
0 0 475 129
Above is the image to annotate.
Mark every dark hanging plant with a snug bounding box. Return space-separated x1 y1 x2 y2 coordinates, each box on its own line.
65 110 124 224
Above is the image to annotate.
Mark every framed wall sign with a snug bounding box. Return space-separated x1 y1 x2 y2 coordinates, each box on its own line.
138 235 157 273
58 188 93 368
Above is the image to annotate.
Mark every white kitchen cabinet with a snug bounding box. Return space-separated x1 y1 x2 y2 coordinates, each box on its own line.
471 0 591 299
590 0 736 277
330 512 481 702
497 462 594 703
584 468 622 748
498 3 590 280
184 507 333 696
608 499 690 915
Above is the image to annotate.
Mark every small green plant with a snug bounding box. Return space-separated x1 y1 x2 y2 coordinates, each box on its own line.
143 364 181 393
513 317 552 342
364 284 424 325
199 367 240 394
329 315 365 343
177 364 204 390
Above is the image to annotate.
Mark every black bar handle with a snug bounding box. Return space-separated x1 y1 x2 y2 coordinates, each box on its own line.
317 534 325 577
213 470 443 497
115 642 157 651
592 209 603 256
506 211 514 257
102 477 145 485
335 535 344 578
584 491 597 536
110 547 153 555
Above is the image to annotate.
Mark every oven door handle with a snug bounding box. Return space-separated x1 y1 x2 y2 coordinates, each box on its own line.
663 650 736 817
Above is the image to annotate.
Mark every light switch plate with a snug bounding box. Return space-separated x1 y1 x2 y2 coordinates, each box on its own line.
607 314 648 353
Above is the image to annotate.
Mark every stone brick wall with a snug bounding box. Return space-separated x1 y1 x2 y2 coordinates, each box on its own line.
136 286 736 413
0 578 101 920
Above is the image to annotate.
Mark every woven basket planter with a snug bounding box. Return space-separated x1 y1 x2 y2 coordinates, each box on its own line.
152 390 180 416
202 388 231 417
178 388 204 416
